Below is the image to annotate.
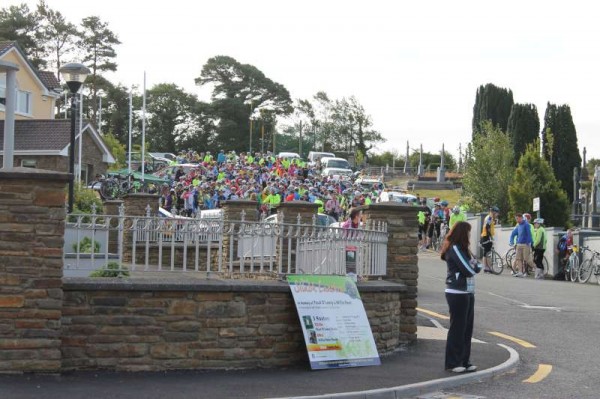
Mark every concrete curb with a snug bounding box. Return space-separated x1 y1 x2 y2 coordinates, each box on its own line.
269 343 519 399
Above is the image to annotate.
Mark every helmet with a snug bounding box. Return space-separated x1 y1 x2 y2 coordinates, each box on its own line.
490 206 500 213
452 206 460 214
440 200 449 206
523 213 531 220
533 218 544 224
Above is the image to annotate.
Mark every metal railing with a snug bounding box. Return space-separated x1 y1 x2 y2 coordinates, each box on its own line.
64 206 388 279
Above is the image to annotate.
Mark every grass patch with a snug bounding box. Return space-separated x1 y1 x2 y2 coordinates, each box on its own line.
410 189 462 207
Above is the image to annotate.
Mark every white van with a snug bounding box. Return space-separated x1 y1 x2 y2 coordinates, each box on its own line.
276 152 301 160
321 157 353 177
307 151 335 165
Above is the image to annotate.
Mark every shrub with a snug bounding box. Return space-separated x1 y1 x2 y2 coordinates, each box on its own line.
89 262 130 278
72 236 100 253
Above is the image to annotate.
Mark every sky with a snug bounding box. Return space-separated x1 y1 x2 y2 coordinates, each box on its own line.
6 0 600 161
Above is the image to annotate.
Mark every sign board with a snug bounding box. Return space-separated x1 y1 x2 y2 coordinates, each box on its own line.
533 197 540 212
287 275 380 370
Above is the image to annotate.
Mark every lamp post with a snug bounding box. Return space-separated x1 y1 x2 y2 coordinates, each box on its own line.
59 62 90 213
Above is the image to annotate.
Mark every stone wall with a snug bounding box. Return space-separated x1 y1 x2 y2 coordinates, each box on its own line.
61 279 404 371
0 167 69 372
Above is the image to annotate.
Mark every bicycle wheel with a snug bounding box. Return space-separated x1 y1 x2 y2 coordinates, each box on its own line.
504 247 515 268
569 256 580 282
487 250 504 275
505 248 516 274
100 180 117 200
578 259 593 283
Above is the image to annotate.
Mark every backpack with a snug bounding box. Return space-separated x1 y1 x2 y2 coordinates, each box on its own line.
557 235 568 252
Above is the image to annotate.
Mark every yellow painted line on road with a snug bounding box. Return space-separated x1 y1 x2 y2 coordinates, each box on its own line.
523 364 553 383
416 307 449 320
488 331 536 348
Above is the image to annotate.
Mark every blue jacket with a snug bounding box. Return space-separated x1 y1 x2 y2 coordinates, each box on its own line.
509 220 532 245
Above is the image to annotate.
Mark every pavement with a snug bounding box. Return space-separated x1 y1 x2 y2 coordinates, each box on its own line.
0 316 519 399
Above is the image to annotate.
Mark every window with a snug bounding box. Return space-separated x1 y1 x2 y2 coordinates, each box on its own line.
0 73 32 115
21 159 37 168
16 90 32 114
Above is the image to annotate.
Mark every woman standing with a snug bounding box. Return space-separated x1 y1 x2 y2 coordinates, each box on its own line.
440 221 482 373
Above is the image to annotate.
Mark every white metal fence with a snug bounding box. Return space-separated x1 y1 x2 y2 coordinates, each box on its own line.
64 206 388 278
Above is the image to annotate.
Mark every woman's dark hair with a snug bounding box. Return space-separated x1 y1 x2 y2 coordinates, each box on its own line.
440 221 471 260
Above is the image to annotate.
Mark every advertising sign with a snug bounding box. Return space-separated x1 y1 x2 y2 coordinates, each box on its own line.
287 275 380 370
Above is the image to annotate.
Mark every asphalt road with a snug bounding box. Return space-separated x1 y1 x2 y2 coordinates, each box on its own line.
416 251 600 399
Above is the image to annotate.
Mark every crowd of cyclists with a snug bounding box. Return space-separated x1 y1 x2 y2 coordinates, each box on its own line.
153 149 393 222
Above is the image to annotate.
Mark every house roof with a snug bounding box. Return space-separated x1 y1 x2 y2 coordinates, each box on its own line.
37 71 61 91
0 41 62 94
0 119 115 163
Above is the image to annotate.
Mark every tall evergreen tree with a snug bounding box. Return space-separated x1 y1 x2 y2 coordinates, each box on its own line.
0 3 45 69
462 121 515 218
508 141 569 227
541 103 582 201
37 0 78 78
472 83 514 138
77 16 121 126
506 103 540 164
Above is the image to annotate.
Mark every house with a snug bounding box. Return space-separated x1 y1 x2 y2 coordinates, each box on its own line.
0 41 115 181
0 119 116 181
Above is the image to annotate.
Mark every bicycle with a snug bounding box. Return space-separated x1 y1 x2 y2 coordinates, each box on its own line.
480 244 504 275
577 246 600 284
505 246 549 277
100 173 147 200
564 245 580 282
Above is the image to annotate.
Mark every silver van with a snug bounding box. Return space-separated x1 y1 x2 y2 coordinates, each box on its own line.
307 151 335 165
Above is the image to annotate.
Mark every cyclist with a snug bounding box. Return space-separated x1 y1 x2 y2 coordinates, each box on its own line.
509 213 534 277
532 218 547 279
449 206 466 230
480 206 499 273
508 212 536 275
427 203 445 248
554 228 574 280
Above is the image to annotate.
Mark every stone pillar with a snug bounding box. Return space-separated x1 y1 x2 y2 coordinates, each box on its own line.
221 200 259 222
220 200 259 268
122 193 159 216
362 202 420 344
0 167 69 372
275 201 319 224
103 199 123 254
121 194 159 263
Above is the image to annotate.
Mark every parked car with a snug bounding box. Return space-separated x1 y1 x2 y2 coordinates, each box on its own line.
264 213 336 227
355 177 385 191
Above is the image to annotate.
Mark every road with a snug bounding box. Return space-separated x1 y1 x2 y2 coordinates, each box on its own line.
416 251 600 399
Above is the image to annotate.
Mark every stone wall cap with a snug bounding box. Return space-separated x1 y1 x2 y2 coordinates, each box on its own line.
222 199 258 206
276 201 318 209
123 193 160 199
0 166 70 182
63 277 406 293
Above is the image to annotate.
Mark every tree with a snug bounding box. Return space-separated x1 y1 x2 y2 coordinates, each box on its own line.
472 83 514 139
462 121 515 218
541 103 582 201
195 55 293 153
508 141 570 227
145 83 201 153
506 103 540 164
36 0 78 78
77 15 121 126
0 3 45 69
102 132 126 169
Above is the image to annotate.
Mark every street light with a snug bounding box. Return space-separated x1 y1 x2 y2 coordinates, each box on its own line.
59 62 90 213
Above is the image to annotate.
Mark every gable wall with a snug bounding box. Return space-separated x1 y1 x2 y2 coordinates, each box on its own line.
0 49 56 120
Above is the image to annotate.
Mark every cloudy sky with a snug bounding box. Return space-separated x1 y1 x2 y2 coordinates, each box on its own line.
7 0 600 160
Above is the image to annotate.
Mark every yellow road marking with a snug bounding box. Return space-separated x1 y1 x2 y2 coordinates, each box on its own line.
416 307 449 320
488 331 536 348
523 364 553 383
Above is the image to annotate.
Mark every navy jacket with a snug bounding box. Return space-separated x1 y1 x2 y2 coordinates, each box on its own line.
444 245 481 292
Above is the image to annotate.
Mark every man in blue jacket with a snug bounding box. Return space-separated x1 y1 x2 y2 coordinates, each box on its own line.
509 213 534 277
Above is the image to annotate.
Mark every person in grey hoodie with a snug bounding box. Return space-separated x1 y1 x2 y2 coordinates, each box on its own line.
440 221 482 373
